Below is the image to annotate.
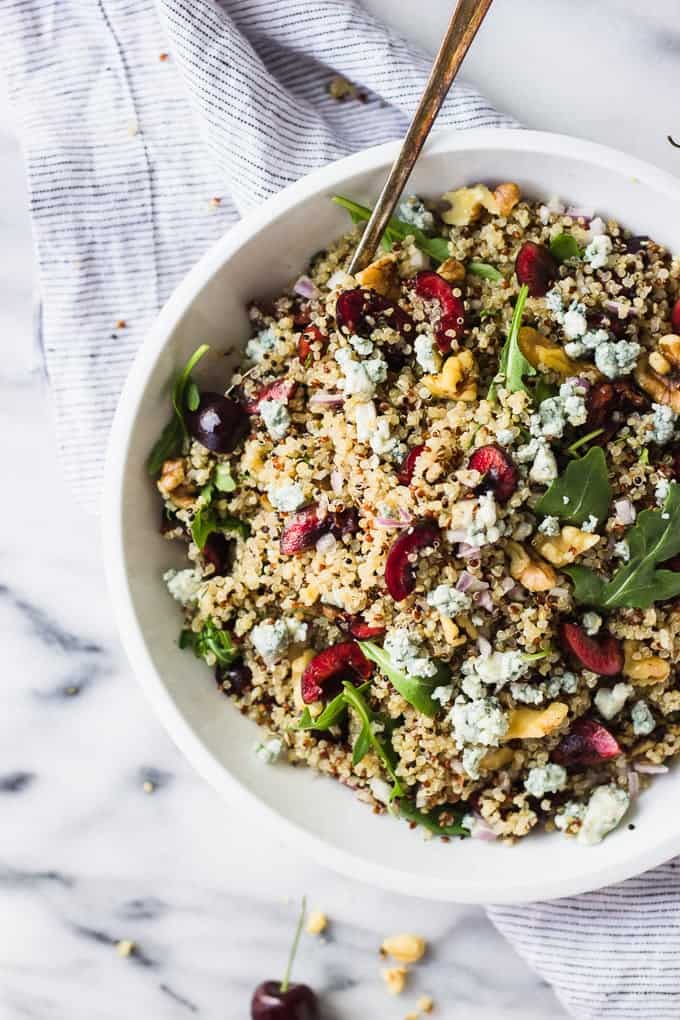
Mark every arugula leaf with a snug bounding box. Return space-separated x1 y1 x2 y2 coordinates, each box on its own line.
396 799 470 838
535 447 612 526
342 682 404 799
467 261 503 282
550 233 583 263
531 376 557 405
191 484 250 549
214 461 237 493
179 618 237 667
488 284 534 398
332 195 450 264
566 428 605 457
565 482 680 609
147 344 210 476
358 640 448 718
352 726 373 767
297 682 371 732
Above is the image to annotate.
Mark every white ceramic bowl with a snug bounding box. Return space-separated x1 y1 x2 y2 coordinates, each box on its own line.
103 128 680 903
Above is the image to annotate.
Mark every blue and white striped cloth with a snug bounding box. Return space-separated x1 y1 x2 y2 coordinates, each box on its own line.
0 2 677 1017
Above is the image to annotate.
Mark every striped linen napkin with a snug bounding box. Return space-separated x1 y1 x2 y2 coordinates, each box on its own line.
0 0 514 512
2 2 676 1017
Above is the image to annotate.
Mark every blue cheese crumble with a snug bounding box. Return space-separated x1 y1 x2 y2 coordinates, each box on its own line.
594 682 633 721
260 398 291 440
370 418 398 457
335 348 387 399
510 681 544 705
164 567 203 606
594 339 640 379
582 611 602 635
538 515 561 536
414 334 441 374
529 444 558 485
348 332 374 357
245 326 277 362
655 478 671 504
254 736 284 764
354 400 377 443
462 649 529 697
426 584 471 617
584 234 613 269
462 746 486 780
524 764 567 798
563 304 588 340
251 618 308 664
613 540 630 562
650 403 677 445
578 784 629 845
466 493 505 546
631 700 655 736
450 696 508 748
268 481 305 512
581 514 599 533
398 194 434 232
383 628 437 679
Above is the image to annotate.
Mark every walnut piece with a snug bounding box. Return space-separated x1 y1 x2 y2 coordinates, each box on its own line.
382 966 408 995
423 350 477 401
532 526 600 567
440 182 521 227
504 702 569 740
623 639 671 684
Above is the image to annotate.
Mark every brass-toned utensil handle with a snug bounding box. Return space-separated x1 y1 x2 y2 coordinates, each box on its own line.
347 0 494 275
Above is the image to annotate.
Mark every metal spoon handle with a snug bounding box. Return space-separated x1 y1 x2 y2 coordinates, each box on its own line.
347 0 494 275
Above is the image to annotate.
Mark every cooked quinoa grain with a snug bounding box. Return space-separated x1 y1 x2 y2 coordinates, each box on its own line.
151 183 680 846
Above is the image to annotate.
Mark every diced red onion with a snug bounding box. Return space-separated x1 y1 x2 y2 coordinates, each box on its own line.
476 635 492 656
468 814 498 841
309 391 344 407
614 499 636 526
634 762 669 775
604 299 630 318
293 274 319 299
627 769 640 799
456 570 489 593
475 590 495 612
375 516 412 529
458 543 482 559
399 508 414 525
500 577 515 594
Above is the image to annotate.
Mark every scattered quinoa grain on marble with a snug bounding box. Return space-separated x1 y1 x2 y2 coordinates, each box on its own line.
150 180 680 848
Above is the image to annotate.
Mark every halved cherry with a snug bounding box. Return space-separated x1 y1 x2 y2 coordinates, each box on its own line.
297 324 327 361
385 520 440 602
335 287 413 339
202 532 234 576
411 270 465 353
397 443 426 486
280 505 359 555
672 297 680 334
662 554 680 572
468 444 518 503
245 378 297 414
552 717 621 766
515 241 558 297
301 641 373 703
560 622 624 676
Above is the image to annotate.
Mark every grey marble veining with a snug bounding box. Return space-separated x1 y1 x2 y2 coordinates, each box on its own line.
3 1 680 1015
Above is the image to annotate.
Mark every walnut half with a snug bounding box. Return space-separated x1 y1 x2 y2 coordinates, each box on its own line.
635 335 680 412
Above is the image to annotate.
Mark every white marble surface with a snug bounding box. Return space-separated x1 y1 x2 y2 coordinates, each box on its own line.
2 2 680 1016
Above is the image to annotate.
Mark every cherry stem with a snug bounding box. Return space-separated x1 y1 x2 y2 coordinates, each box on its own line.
280 896 306 994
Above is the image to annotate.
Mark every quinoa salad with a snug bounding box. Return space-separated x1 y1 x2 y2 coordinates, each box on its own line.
150 182 680 846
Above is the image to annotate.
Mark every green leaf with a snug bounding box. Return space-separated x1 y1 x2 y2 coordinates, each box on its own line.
147 416 185 477
341 682 404 799
147 344 210 476
358 641 448 718
467 261 503 282
489 284 535 398
180 618 237 668
352 726 372 766
185 380 201 412
535 447 612 526
550 232 583 263
214 461 237 493
396 799 470 838
566 428 605 457
531 376 557 405
565 482 680 609
332 195 450 264
297 683 371 732
191 483 250 549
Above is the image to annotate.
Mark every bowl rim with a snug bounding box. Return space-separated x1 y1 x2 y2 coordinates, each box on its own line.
103 127 680 903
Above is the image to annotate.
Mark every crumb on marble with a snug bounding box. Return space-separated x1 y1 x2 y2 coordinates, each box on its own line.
116 939 136 958
381 934 427 964
143 780 155 794
417 994 434 1013
382 966 408 996
305 910 327 935
209 197 222 208
115 319 127 330
159 52 169 62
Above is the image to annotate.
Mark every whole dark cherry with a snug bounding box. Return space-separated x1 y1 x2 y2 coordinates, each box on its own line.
186 392 249 453
251 981 319 1019
250 899 319 1019
215 659 252 695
